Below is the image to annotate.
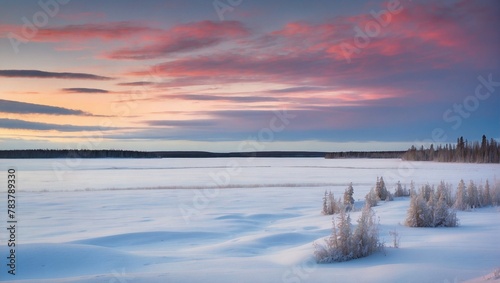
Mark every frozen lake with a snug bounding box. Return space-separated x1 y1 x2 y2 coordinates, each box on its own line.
3 158 498 194
0 158 499 282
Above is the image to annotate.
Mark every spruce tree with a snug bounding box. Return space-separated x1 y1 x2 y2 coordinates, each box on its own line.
322 190 328 215
454 179 468 210
467 180 480 208
375 177 388 200
482 180 492 206
343 183 355 211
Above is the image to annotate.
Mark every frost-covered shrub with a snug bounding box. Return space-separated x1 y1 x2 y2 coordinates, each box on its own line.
351 205 382 258
322 190 342 215
364 189 378 208
405 185 458 228
315 205 383 263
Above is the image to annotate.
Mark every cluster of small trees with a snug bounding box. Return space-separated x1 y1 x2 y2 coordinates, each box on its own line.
453 179 498 209
314 205 383 263
365 177 394 208
317 181 383 263
316 177 500 263
402 135 500 163
322 183 355 215
405 179 500 228
394 181 411 197
405 184 459 227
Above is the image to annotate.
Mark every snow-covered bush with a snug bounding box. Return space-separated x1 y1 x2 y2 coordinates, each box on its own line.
351 205 382 258
315 205 383 263
405 185 458 227
364 189 378 208
322 190 342 215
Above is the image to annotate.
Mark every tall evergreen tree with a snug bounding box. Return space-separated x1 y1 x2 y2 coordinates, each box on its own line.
482 180 492 206
375 177 389 201
343 183 355 211
454 179 468 210
467 180 480 208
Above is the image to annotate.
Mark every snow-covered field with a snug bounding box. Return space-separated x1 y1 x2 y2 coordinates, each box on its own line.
1 158 499 283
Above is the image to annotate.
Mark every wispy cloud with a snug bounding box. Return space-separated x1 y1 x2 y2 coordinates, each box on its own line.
62 88 110 93
0 99 90 116
104 20 250 60
147 119 218 127
0 22 157 42
159 94 279 103
268 86 328 94
0 70 113 80
0 118 113 132
117 81 156 86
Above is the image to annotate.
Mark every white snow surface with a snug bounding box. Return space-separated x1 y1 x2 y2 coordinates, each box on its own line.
0 158 499 282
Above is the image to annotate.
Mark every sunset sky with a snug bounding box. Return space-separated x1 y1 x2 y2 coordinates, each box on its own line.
1 0 499 152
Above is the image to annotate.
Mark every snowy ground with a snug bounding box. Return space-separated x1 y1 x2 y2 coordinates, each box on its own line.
0 158 499 282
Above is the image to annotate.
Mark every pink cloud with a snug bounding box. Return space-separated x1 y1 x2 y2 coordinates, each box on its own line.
122 0 498 107
36 22 156 41
0 21 157 43
104 20 250 60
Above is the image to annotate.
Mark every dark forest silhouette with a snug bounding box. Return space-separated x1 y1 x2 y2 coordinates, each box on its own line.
1 135 498 162
402 135 500 163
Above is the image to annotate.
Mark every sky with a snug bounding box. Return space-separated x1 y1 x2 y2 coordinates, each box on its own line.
0 0 499 152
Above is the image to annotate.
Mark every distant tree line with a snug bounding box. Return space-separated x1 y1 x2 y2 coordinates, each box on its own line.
0 149 330 159
0 149 160 159
402 135 500 163
325 151 404 159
